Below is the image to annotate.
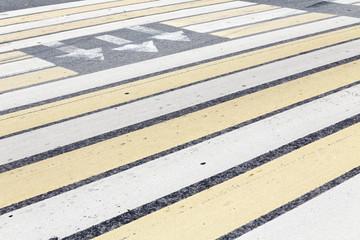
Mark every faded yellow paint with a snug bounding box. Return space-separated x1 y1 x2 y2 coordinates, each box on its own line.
94 122 360 240
0 59 359 209
0 51 30 64
0 0 155 27
2 24 360 137
213 12 333 38
162 4 278 27
0 67 77 92
0 0 232 43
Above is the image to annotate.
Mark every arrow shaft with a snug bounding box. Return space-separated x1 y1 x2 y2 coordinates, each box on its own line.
96 35 131 46
127 25 162 35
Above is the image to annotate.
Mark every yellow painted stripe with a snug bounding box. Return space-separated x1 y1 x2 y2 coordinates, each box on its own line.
0 0 232 43
162 4 278 27
0 51 30 64
0 67 77 92
94 120 360 240
0 59 359 209
355 3 360 6
0 0 155 27
2 24 360 137
213 12 333 39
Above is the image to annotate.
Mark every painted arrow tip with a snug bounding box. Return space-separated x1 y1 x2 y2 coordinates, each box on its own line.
113 41 158 53
151 31 190 42
57 47 105 60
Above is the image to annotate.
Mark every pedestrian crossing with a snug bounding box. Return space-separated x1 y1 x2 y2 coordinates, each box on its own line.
0 0 360 239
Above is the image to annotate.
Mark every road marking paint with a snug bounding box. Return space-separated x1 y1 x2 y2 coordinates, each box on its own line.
114 40 158 52
2 82 360 240
96 35 132 45
127 25 190 41
0 67 77 93
0 58 54 79
51 41 105 60
0 59 360 209
93 121 360 240
0 51 30 64
162 4 278 27
0 0 156 27
0 17 359 111
184 8 304 33
238 171 360 240
2 22 360 136
329 0 360 4
0 0 231 44
213 12 333 38
2 38 360 165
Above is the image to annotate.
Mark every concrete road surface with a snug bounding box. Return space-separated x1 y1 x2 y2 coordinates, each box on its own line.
0 0 360 239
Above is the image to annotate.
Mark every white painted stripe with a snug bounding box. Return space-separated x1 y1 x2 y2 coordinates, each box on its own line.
1 83 359 240
96 35 131 45
2 38 360 164
329 0 360 4
238 173 360 240
0 0 211 35
0 16 358 112
0 58 54 79
0 1 258 52
0 0 129 20
185 8 305 33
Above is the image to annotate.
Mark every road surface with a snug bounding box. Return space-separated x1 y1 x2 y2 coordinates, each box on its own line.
0 0 360 239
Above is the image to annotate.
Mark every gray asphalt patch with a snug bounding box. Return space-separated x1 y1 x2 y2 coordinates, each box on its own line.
22 23 228 74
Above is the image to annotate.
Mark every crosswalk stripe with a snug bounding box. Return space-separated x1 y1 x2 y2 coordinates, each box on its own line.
162 4 277 27
0 58 359 209
0 0 231 44
0 67 77 93
184 8 304 33
0 0 217 35
213 12 334 38
0 0 156 27
2 22 360 137
2 38 360 165
0 51 30 64
93 119 360 240
1 81 360 240
0 58 54 79
237 171 360 240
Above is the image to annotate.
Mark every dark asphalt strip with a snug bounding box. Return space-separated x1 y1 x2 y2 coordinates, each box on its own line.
62 114 360 240
1 21 359 116
1 78 360 217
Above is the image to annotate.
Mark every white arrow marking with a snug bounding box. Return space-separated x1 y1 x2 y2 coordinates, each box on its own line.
127 25 190 42
96 34 132 46
113 41 158 53
43 41 105 60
